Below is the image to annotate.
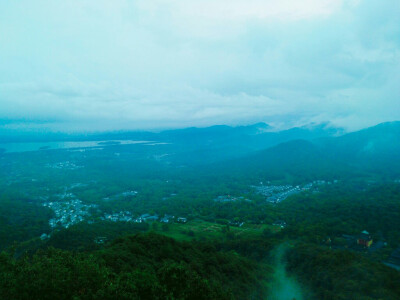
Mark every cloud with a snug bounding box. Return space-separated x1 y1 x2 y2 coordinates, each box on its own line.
138 0 345 23
0 0 399 132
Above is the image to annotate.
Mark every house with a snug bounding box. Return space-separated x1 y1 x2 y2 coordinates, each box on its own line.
160 215 174 223
40 233 49 240
139 214 158 222
94 237 108 244
273 220 287 228
357 230 373 248
177 217 187 223
229 220 244 227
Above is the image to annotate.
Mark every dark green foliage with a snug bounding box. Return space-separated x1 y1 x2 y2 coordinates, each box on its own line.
45 221 149 251
0 233 265 299
100 233 263 299
0 199 52 251
286 243 400 300
0 249 111 300
279 183 400 246
214 236 276 261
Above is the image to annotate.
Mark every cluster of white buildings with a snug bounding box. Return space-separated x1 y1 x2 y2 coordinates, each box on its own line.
253 180 339 204
101 212 159 223
41 186 188 234
101 212 188 224
103 190 138 201
253 184 310 204
101 211 158 223
214 195 250 203
46 161 83 170
43 199 98 228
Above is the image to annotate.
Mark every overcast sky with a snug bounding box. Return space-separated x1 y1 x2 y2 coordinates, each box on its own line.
0 0 399 132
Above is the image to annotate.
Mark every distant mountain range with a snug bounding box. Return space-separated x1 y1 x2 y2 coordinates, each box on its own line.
1 121 399 179
155 122 343 165
0 122 342 162
0 122 341 144
207 121 400 181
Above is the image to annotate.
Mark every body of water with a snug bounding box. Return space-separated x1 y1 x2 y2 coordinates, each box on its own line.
0 140 152 153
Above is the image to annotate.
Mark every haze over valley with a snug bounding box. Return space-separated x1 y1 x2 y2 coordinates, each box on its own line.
1 1 400 299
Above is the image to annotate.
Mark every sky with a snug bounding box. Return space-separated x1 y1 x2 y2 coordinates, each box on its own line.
0 0 399 132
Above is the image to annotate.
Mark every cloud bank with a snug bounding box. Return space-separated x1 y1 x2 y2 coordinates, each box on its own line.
0 0 399 132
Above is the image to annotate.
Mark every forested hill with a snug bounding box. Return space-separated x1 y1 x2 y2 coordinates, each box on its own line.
0 233 267 300
206 139 349 183
204 121 400 182
319 121 400 174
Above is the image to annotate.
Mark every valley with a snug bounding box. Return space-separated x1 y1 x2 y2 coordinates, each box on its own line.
1 122 400 299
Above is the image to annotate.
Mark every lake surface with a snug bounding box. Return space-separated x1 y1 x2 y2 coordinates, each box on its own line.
0 140 152 153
